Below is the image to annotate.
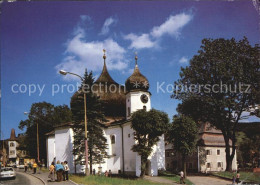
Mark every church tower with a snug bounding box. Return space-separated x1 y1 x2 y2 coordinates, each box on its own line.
125 54 151 119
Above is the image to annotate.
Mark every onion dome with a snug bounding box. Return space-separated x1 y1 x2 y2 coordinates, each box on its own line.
125 55 149 92
71 49 126 121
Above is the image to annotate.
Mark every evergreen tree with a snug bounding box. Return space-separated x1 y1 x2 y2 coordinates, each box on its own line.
71 70 108 174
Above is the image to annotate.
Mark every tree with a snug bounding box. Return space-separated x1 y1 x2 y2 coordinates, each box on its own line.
70 70 108 174
172 37 260 171
19 102 72 163
168 115 198 178
131 109 169 177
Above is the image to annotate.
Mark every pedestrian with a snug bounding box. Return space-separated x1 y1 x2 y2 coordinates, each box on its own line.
105 170 108 177
236 171 240 184
180 171 185 184
24 162 28 172
28 162 32 171
64 161 69 181
232 175 236 184
93 168 96 175
55 160 64 182
33 161 37 174
48 162 55 182
108 170 112 177
61 162 65 181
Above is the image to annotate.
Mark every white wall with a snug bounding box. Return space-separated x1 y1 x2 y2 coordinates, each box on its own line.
199 146 237 172
46 136 55 167
126 91 151 119
8 141 17 159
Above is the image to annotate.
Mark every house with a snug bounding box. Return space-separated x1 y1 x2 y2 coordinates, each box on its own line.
46 53 165 176
165 122 238 173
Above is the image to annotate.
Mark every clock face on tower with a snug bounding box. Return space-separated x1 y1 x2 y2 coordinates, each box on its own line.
140 94 148 103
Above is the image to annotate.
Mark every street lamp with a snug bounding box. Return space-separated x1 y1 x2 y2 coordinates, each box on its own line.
59 70 89 175
24 112 40 163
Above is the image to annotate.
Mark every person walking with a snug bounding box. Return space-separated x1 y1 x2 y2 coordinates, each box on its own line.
55 160 64 182
236 171 240 184
33 161 37 174
64 161 69 181
180 171 185 184
24 162 28 172
48 162 55 182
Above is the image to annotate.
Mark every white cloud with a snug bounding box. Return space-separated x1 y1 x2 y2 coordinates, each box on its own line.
124 33 157 49
56 30 127 81
124 12 193 49
179 56 189 64
151 13 193 38
100 17 118 35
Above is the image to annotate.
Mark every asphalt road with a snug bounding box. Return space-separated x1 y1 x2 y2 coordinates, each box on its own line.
0 171 44 185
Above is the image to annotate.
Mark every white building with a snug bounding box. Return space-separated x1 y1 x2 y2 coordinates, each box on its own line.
46 54 165 176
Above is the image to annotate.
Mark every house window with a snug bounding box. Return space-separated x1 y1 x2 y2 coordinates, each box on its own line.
217 149 220 155
10 142 14 147
206 163 211 168
10 150 15 155
111 135 115 144
217 162 223 168
206 149 212 155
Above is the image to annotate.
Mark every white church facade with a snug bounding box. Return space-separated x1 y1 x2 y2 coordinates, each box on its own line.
46 54 165 176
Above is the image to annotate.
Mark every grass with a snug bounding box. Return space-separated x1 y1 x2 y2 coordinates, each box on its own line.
212 171 260 183
158 171 194 185
70 174 165 185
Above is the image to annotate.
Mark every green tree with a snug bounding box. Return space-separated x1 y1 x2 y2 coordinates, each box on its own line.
168 115 198 178
131 109 169 178
19 102 72 163
70 70 108 174
172 37 260 171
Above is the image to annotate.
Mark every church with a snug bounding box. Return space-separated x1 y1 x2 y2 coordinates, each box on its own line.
46 53 165 176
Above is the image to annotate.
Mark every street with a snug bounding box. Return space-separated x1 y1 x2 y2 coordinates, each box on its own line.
0 171 44 185
187 176 232 185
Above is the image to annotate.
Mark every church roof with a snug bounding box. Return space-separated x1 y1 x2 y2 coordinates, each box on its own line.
95 60 118 85
125 56 149 92
10 129 17 141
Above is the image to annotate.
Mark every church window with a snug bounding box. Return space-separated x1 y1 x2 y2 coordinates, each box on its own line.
110 135 116 156
217 149 220 155
128 107 130 117
143 106 147 111
111 135 115 144
10 142 14 147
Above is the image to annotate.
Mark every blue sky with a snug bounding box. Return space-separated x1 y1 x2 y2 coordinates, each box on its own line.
1 1 259 139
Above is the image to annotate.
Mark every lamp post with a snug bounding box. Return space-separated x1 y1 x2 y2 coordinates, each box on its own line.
24 112 40 163
59 70 89 175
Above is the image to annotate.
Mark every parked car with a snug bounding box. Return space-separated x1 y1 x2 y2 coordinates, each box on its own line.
18 164 25 169
0 167 16 179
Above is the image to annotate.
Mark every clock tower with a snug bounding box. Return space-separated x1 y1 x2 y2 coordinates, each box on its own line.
125 54 151 119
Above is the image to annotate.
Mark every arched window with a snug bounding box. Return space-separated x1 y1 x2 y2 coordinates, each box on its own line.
110 135 116 156
10 142 14 147
143 106 147 111
111 135 115 144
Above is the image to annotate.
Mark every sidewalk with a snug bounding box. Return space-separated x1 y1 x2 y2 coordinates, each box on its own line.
144 176 179 184
23 170 77 185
